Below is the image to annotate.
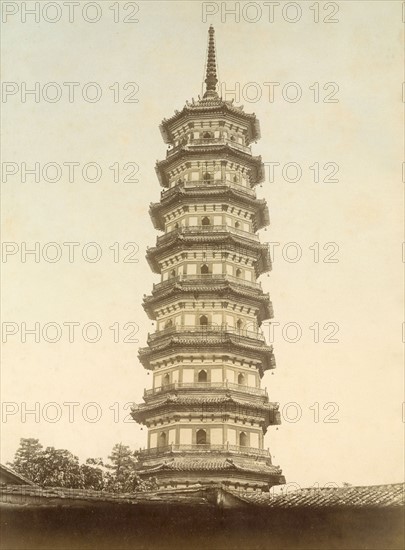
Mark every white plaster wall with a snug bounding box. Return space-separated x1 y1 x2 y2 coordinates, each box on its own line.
248 373 256 387
210 428 223 444
227 428 236 445
179 428 192 444
211 369 222 383
184 314 194 325
212 313 222 326
226 368 235 382
250 432 260 448
182 369 194 383
150 433 157 448
168 429 176 445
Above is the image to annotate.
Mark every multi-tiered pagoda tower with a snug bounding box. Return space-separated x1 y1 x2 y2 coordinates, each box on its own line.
132 26 285 492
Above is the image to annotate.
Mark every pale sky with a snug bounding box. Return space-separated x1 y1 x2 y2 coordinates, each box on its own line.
1 1 404 489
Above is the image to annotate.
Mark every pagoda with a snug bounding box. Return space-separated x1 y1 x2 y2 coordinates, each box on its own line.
132 26 285 492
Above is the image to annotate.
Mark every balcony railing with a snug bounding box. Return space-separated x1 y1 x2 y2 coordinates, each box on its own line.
161 179 256 198
166 138 251 157
147 324 265 343
152 274 262 293
144 381 267 398
156 225 259 246
136 443 271 459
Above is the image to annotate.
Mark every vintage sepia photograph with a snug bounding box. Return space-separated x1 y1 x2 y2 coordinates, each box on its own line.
1 1 404 549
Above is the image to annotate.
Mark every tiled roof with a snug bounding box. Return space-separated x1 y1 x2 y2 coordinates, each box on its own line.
1 482 403 509
155 147 264 187
148 458 234 472
141 334 274 358
0 484 209 506
147 282 268 301
0 464 37 486
231 483 405 508
135 394 277 413
139 458 282 476
164 395 271 407
160 98 260 143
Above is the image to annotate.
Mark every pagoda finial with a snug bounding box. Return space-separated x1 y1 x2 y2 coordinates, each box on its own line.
204 25 218 99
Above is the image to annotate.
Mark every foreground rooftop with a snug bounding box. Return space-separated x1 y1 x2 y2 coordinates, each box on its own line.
1 482 403 509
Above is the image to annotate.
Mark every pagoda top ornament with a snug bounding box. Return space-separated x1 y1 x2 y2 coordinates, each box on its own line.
203 25 219 98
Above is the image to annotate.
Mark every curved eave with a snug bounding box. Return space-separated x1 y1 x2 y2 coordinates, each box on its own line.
146 234 272 276
138 336 276 374
132 397 280 427
159 102 261 145
155 146 264 188
135 460 284 488
149 190 270 232
142 285 273 324
256 204 270 231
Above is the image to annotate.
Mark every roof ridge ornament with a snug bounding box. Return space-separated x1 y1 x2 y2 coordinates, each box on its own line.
203 25 219 99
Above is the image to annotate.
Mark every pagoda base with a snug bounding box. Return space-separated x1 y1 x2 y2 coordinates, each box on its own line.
135 451 285 493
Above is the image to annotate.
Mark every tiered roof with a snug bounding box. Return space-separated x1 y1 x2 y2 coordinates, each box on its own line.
138 457 283 478
149 186 270 232
142 280 274 324
138 332 276 375
146 233 272 275
155 145 265 187
132 394 280 427
160 96 261 146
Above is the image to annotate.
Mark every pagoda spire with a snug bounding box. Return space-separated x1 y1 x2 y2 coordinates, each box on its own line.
203 25 218 98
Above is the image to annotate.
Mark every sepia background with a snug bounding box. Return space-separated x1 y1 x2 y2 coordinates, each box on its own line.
1 0 403 488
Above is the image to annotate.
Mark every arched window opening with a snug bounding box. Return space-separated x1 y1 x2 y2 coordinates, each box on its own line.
201 216 210 226
235 268 242 278
174 222 179 230
162 373 170 386
201 264 209 275
196 429 207 445
233 175 239 183
203 132 213 139
203 172 212 182
198 369 208 382
199 315 208 326
239 432 247 447
235 221 240 229
236 319 243 330
238 373 245 386
169 269 176 279
158 432 167 447
230 135 235 142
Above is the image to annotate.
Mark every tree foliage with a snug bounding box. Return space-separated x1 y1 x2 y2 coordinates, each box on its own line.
8 438 44 484
7 438 157 493
104 443 153 493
